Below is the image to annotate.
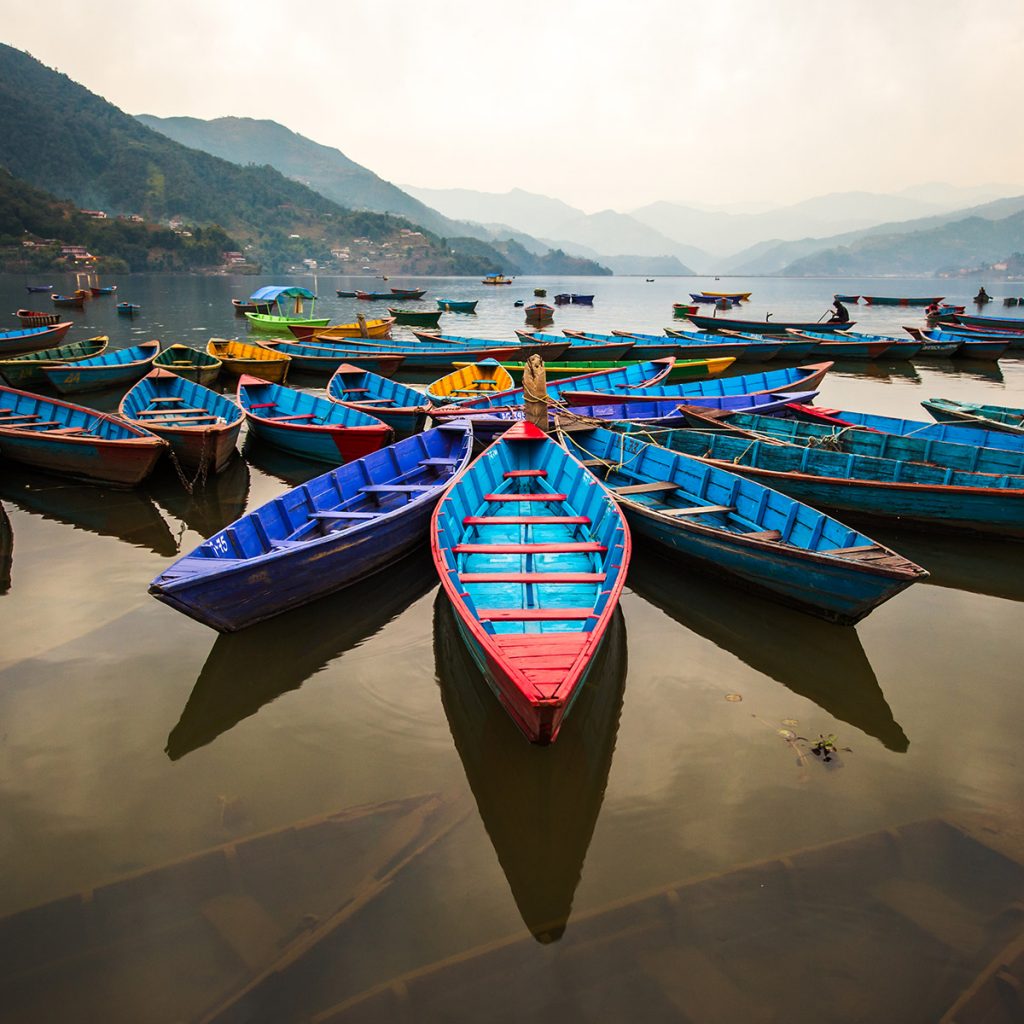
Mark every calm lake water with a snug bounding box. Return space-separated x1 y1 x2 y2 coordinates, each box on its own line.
2 272 1024 1022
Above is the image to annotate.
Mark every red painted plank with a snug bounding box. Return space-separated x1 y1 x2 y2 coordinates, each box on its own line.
460 572 605 583
462 515 589 525
455 542 607 554
477 607 596 621
503 469 547 478
484 493 567 502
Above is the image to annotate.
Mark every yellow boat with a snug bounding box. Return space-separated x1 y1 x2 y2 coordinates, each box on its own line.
452 355 736 384
482 274 513 285
303 317 396 342
206 338 291 383
700 290 752 301
425 358 515 405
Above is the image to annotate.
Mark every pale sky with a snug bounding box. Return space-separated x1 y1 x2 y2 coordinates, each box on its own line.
4 0 1023 212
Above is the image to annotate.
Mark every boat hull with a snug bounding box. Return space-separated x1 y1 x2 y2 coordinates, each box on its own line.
40 342 160 395
154 346 222 386
0 322 73 357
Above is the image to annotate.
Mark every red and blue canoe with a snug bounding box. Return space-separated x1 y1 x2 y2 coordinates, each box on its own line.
431 421 631 745
41 340 161 394
237 375 393 464
0 384 166 486
120 368 243 474
0 321 73 357
150 420 474 631
327 363 432 436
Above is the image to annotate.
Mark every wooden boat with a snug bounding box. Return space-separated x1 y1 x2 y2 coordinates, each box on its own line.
230 297 274 315
40 340 161 395
922 398 1024 435
354 290 394 301
0 321 73 357
672 303 700 317
327 364 431 436
562 361 833 406
560 390 817 429
833 294 860 302
524 303 554 321
0 336 108 387
246 311 331 331
434 591 626 942
387 307 442 327
482 274 513 285
629 424 1024 536
323 336 572 369
570 294 594 305
151 422 473 630
436 298 479 313
335 289 357 297
701 290 752 301
862 295 944 306
689 292 736 305
426 359 515 405
50 289 88 309
661 328 782 362
785 403 1024 453
153 343 222 386
893 327 962 356
244 285 326 331
533 288 547 297
903 327 1008 360
0 385 166 486
683 313 856 335
784 329 899 360
944 311 1024 331
431 420 631 744
14 309 60 328
703 410 1024 481
207 338 290 382
566 329 681 361
120 368 243 474
88 285 116 296
116 302 140 316
256 338 404 376
25 283 52 293
452 355 736 384
389 287 426 299
554 293 572 305
560 425 925 623
290 318 395 341
0 793 456 1024
237 375 392 464
933 303 966 316
716 329 819 360
516 330 636 361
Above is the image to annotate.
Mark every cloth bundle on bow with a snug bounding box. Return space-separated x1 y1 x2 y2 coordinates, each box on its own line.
522 354 548 430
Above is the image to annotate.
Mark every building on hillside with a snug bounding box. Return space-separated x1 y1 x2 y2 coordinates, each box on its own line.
61 245 95 263
80 209 107 219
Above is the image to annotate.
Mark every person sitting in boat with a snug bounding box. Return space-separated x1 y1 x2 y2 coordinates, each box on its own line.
829 298 850 324
975 286 990 304
925 301 940 316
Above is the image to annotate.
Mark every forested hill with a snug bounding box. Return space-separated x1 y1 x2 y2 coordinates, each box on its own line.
0 44 513 273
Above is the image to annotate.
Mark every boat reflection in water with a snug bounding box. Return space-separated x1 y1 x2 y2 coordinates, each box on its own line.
240 431 326 486
0 502 11 595
628 546 908 752
832 360 921 384
434 592 627 943
0 464 178 557
167 551 437 760
146 455 251 542
924 359 1005 384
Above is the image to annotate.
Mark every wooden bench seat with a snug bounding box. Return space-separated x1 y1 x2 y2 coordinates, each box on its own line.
658 504 734 517
744 529 783 541
359 484 434 493
476 607 596 621
271 413 319 422
463 515 589 526
455 541 606 554
504 469 547 478
311 511 380 520
148 396 185 404
460 572 605 584
484 493 567 502
612 481 678 495
420 457 460 467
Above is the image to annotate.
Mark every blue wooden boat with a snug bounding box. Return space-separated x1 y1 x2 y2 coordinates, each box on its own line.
689 293 736 306
436 299 479 313
120 368 243 474
627 425 1024 536
514 330 635 361
560 390 817 429
939 311 1024 332
570 294 594 305
717 330 819 360
785 404 1024 453
685 314 855 335
40 340 161 394
327 364 431 436
89 285 117 296
336 290 357 298
561 361 833 406
255 339 405 377
26 284 53 293
150 421 474 631
700 410 1024 478
833 294 860 303
661 329 782 362
51 290 88 309
783 330 897 360
0 384 166 486
0 321 73 358
237 375 393 463
0 336 108 387
565 330 680 361
559 425 926 623
431 421 630 745
922 398 1024 435
903 327 1007 360
116 303 141 316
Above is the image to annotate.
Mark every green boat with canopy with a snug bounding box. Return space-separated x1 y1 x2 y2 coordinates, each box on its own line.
244 286 330 332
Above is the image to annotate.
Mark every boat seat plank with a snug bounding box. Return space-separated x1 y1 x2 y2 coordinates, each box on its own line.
612 481 678 495
248 402 277 409
360 484 434 493
0 413 43 422
270 413 319 422
420 457 460 466
657 504 734 517
463 515 590 525
138 406 211 416
744 529 783 541
460 572 606 583
504 469 547 478
45 427 89 435
311 511 380 520
577 459 605 468
484 493 567 502
455 542 606 554
477 607 596 621
336 388 369 394
21 421 63 428
148 396 185 404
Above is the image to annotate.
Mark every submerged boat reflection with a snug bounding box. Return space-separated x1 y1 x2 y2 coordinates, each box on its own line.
434 592 627 943
0 502 11 595
628 546 908 752
147 455 251 542
240 431 326 487
0 465 178 556
167 552 437 759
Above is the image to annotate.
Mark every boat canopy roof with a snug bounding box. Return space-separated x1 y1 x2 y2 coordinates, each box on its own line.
249 285 317 302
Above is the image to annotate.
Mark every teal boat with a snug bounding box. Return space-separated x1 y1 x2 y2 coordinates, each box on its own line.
436 298 479 313
0 336 108 387
40 341 161 395
922 398 1024 435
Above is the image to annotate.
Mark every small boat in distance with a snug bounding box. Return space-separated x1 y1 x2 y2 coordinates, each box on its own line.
436 298 479 313
51 290 89 309
389 287 427 299
861 295 944 306
25 284 53 293
231 297 275 315
524 303 554 323
14 309 61 328
354 290 395 301
570 294 595 305
482 274 513 285
89 285 117 296
833 294 860 303
116 302 141 316
336 289 357 298
387 307 443 328
701 290 752 301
